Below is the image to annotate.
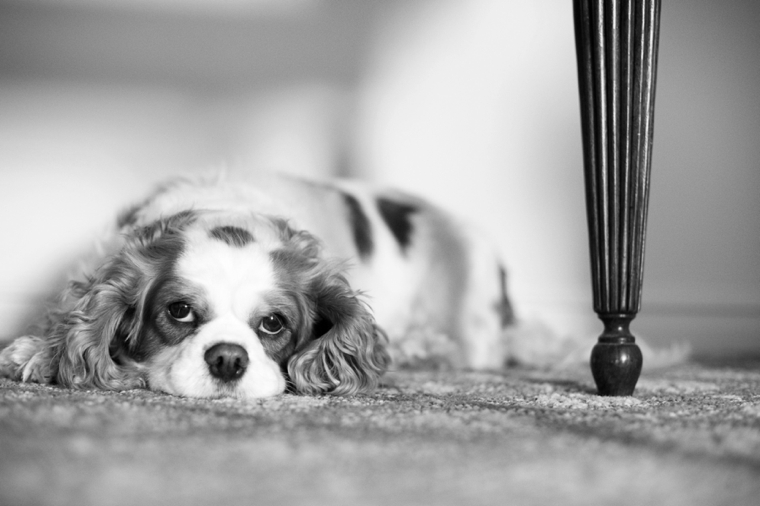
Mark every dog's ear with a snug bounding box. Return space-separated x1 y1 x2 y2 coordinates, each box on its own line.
287 267 390 396
52 263 145 389
0 212 194 390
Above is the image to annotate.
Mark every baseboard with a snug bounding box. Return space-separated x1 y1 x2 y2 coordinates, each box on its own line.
512 297 760 360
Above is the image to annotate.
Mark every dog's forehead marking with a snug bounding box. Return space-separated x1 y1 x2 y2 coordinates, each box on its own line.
177 225 279 319
208 225 255 248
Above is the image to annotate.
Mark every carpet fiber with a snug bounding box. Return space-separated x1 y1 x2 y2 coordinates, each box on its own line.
1 361 759 505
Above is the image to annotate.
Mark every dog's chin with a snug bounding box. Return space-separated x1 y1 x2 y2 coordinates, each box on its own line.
147 368 287 400
152 378 286 400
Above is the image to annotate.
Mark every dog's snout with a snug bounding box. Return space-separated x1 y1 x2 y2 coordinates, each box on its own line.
204 343 249 382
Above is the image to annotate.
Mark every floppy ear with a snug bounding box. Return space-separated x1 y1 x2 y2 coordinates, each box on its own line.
287 268 390 396
0 212 192 390
53 251 159 389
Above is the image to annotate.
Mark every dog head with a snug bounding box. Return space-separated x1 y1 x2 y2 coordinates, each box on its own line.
50 210 389 399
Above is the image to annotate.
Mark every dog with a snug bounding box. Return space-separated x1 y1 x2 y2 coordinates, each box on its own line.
0 171 514 399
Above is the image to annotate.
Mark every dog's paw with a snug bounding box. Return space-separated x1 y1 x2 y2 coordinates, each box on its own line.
0 336 54 383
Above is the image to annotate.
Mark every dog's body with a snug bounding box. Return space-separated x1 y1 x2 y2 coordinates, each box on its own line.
0 171 513 399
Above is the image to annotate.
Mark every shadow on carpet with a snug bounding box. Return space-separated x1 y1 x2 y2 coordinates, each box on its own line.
1 361 759 506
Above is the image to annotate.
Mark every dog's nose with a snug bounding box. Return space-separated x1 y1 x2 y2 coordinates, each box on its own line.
204 343 249 382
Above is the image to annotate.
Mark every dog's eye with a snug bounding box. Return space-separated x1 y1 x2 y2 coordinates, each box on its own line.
168 302 195 323
258 314 285 335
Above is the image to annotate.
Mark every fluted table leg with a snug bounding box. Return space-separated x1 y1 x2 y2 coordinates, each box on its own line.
573 0 661 396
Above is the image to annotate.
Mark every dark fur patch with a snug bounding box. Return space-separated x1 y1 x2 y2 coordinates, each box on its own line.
496 265 515 328
209 226 255 248
376 197 418 254
342 193 374 260
142 277 209 349
251 292 304 366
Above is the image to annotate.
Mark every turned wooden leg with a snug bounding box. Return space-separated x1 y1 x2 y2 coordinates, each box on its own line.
573 0 661 395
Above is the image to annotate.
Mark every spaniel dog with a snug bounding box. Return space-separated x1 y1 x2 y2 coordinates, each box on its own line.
0 172 513 399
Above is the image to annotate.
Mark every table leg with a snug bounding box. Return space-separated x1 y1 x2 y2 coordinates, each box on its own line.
573 0 662 395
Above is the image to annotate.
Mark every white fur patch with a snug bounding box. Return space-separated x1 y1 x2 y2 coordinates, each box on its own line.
458 227 507 369
0 335 52 382
179 225 278 320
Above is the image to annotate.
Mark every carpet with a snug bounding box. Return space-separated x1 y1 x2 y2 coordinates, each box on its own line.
1 360 759 506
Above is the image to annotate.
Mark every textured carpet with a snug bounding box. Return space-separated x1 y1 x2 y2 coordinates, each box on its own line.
1 361 759 506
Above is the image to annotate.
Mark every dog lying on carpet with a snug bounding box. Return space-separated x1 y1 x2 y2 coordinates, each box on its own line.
0 171 514 399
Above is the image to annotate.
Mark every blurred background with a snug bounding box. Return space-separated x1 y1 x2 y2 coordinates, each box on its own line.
0 0 758 359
